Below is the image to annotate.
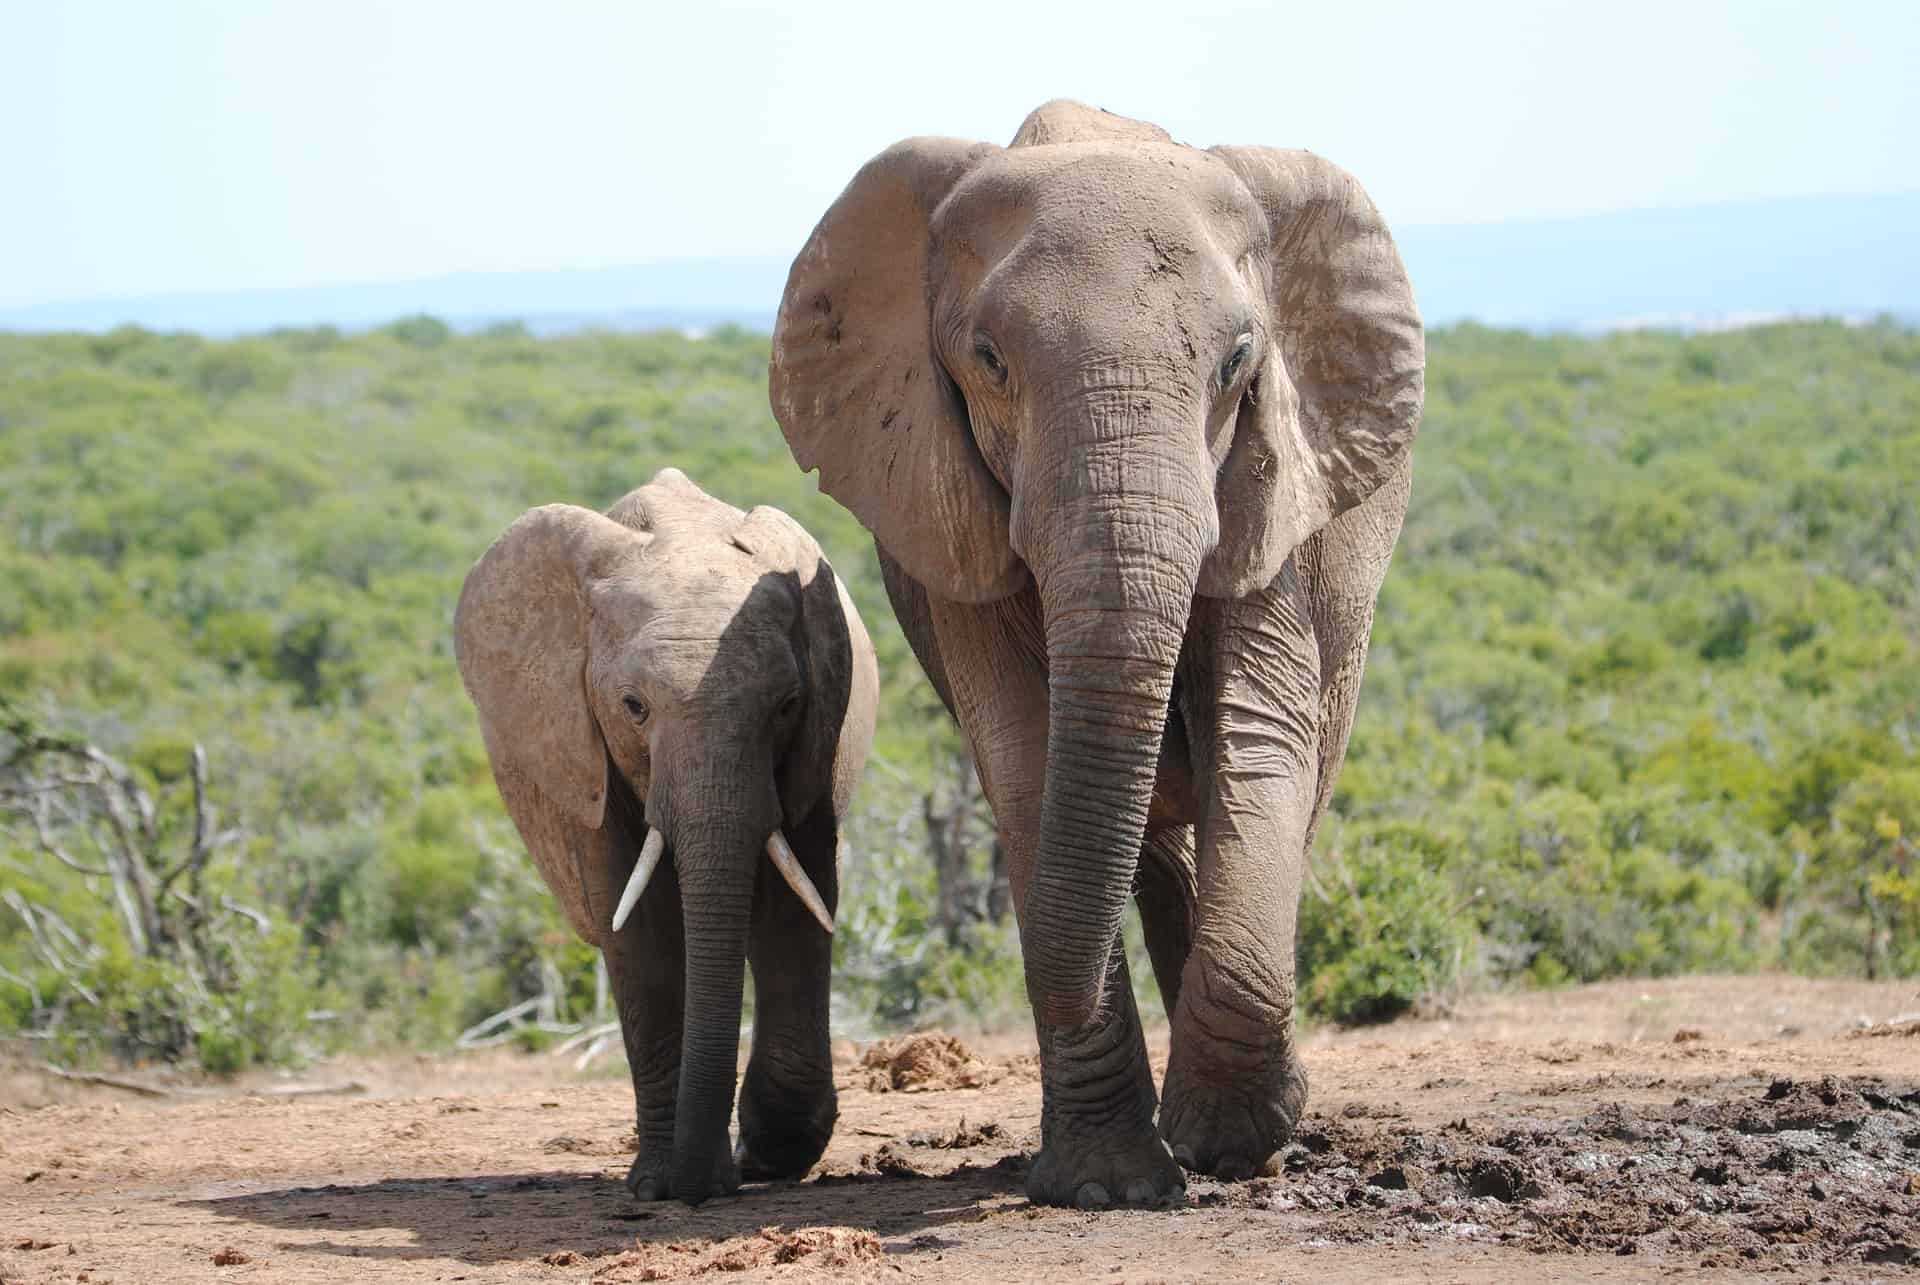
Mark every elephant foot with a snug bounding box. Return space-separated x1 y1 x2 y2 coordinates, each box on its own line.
624 1151 673 1202
1158 1050 1309 1180
676 1146 741 1206
736 1061 837 1180
734 1101 834 1181
625 1142 740 1205
1027 1126 1186 1209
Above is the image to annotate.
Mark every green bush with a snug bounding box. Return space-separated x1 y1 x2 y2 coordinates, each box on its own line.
2 318 1916 1070
1297 825 1470 1025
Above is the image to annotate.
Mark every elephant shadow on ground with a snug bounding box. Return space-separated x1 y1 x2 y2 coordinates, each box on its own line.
186 1154 1031 1268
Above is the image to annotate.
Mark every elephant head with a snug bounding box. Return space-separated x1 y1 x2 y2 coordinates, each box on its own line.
453 467 872 1201
770 100 1422 1030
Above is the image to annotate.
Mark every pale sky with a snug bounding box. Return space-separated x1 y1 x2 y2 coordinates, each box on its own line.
3 0 1915 309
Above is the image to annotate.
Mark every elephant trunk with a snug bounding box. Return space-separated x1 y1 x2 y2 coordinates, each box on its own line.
657 765 778 1204
672 861 751 1203
1017 386 1214 1032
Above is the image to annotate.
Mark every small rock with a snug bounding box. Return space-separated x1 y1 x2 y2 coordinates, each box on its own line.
1672 1028 1705 1044
212 1247 251 1266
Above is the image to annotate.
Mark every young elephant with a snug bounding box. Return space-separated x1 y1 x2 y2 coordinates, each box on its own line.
454 467 877 1204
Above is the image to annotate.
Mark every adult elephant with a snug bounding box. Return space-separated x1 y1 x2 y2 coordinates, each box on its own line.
769 100 1423 1208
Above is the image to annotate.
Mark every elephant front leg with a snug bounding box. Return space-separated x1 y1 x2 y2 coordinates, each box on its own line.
737 806 839 1181
601 846 687 1200
1158 587 1319 1181
927 591 1182 1209
1024 937 1184 1208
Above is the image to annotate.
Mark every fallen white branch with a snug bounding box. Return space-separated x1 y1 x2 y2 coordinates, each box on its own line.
551 1020 620 1058
574 1030 620 1072
455 997 540 1048
257 1080 367 1098
37 1064 173 1097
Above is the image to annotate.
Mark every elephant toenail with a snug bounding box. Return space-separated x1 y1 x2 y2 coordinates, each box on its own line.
1216 1154 1253 1181
1075 1182 1113 1210
1124 1179 1158 1205
1171 1144 1198 1171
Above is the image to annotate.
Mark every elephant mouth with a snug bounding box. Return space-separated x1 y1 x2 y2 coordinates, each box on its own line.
609 827 833 935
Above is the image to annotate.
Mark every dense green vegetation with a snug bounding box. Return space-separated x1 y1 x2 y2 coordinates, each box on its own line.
1 316 1914 1066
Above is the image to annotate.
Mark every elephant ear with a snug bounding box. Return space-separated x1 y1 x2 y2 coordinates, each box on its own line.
454 504 646 943
1200 147 1425 597
1008 99 1174 148
770 138 1026 604
731 506 866 827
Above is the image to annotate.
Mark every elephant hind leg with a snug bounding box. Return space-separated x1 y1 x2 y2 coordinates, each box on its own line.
1135 825 1197 1018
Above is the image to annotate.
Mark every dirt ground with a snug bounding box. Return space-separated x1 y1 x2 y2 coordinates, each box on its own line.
3 976 1917 1283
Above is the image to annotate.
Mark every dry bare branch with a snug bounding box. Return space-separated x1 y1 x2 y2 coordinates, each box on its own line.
24 793 110 877
456 997 541 1048
0 962 42 1010
37 1064 173 1097
574 1030 620 1071
550 1020 620 1058
256 1080 368 1098
218 896 272 935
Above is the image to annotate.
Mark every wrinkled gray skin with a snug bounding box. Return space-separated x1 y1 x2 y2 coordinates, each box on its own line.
453 468 878 1205
770 101 1423 1209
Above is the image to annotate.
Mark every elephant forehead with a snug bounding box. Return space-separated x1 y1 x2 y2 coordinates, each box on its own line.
940 143 1265 253
603 589 800 702
595 553 787 630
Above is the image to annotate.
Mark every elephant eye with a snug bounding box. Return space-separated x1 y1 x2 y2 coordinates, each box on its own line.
777 690 802 720
1220 334 1254 386
622 694 649 722
974 337 1007 385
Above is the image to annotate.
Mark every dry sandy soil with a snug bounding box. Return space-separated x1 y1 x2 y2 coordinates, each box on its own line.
3 976 1917 1283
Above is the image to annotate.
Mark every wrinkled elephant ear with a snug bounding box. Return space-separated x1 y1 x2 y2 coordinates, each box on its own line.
1200 146 1426 597
454 504 645 943
770 137 1026 604
731 506 871 827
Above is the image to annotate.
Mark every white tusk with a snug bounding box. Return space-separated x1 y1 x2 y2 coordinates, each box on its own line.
610 829 665 934
766 830 834 935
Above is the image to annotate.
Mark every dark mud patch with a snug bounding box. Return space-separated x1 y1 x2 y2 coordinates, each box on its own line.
1210 1073 1920 1269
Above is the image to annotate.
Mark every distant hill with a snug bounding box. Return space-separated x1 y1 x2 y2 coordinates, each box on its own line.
2 191 1914 336
1398 191 1918 331
0 259 784 338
